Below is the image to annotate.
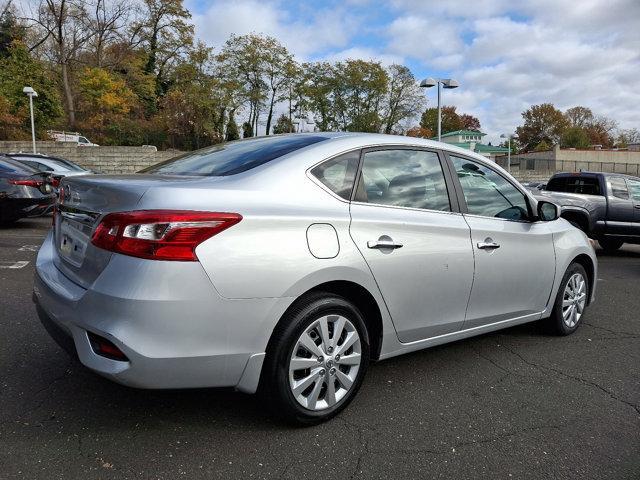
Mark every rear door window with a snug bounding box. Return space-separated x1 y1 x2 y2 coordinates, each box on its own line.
609 177 629 199
141 136 329 176
626 178 640 201
310 151 359 200
356 149 451 211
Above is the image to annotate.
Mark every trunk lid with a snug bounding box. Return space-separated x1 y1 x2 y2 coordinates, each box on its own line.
53 174 210 288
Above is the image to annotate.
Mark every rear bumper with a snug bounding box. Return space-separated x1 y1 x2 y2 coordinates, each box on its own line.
33 231 290 392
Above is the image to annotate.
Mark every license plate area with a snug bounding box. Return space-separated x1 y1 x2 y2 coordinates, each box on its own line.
59 217 91 267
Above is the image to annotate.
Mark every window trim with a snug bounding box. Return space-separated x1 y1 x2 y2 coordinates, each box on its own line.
443 151 536 223
351 145 461 214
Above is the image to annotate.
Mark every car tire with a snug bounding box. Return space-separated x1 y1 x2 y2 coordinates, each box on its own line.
543 262 589 336
261 292 370 425
598 238 623 252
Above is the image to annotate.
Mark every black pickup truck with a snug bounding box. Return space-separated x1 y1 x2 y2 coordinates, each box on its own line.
536 171 640 251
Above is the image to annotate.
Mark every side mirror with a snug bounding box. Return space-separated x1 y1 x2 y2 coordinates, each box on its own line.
537 200 559 221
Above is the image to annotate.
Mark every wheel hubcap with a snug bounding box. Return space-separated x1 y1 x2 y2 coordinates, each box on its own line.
562 273 587 328
288 314 362 411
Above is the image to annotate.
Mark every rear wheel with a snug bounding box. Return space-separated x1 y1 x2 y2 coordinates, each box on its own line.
261 292 370 425
544 263 589 335
598 238 623 252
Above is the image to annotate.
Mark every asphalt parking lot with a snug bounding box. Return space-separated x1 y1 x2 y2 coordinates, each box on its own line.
1 216 639 479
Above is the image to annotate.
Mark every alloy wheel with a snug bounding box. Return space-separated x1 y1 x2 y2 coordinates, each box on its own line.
288 314 362 411
562 272 587 328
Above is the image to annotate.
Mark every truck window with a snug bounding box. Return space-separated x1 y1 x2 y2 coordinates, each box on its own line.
547 176 601 195
627 178 640 201
609 177 629 199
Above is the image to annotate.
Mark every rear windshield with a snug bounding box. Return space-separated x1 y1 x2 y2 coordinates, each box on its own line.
140 135 329 176
14 155 85 172
0 156 40 174
546 176 601 195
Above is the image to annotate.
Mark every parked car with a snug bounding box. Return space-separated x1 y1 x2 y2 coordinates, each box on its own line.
47 130 99 146
537 171 640 251
33 133 596 424
0 155 56 225
8 153 92 188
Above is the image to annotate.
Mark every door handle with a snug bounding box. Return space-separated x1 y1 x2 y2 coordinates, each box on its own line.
634 204 640 209
367 239 403 250
477 241 500 250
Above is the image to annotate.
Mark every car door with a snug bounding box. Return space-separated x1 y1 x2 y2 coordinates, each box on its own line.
446 154 556 329
605 176 636 235
625 177 640 234
349 147 475 343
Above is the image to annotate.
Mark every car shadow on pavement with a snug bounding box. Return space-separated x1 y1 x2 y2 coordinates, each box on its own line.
14 320 545 432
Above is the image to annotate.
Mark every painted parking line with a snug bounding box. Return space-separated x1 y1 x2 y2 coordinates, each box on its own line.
0 261 30 269
18 245 40 252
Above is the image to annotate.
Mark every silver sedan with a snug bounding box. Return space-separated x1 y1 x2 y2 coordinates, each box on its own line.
34 133 596 424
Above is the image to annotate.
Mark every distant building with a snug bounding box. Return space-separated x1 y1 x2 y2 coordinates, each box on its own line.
433 130 510 160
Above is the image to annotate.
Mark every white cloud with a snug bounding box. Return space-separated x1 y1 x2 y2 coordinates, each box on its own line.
186 0 358 59
185 0 640 138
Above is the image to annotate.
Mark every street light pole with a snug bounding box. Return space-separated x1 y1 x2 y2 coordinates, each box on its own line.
437 81 442 141
23 86 38 154
419 77 459 142
500 133 513 173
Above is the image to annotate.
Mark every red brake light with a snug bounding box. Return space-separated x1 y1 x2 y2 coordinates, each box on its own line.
91 210 242 261
9 178 43 187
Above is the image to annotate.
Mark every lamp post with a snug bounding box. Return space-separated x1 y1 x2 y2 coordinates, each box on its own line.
419 77 459 141
500 133 513 173
22 86 38 153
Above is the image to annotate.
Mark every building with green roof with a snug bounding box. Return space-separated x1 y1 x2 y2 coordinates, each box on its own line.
432 130 510 160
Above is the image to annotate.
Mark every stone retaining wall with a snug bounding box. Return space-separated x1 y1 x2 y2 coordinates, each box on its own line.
0 141 181 174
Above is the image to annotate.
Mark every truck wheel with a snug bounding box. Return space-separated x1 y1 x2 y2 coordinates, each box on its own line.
598 238 623 252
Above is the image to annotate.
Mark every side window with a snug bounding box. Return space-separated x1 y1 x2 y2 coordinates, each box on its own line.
626 178 640 201
310 151 359 200
565 177 601 195
451 155 530 221
357 149 451 211
609 177 629 199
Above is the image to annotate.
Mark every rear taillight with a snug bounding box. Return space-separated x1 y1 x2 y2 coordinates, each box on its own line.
91 210 242 261
10 178 43 188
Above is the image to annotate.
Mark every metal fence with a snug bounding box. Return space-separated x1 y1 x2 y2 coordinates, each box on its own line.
495 157 640 177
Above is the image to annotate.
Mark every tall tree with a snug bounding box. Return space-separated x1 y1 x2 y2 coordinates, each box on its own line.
564 106 594 128
515 103 568 151
382 64 424 134
220 34 270 135
302 61 335 132
85 0 130 68
459 113 481 131
28 0 92 127
420 105 464 135
332 59 388 132
135 0 193 96
260 36 294 135
0 41 62 138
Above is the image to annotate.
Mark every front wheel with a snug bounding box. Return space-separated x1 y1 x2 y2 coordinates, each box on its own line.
261 292 370 425
543 263 589 335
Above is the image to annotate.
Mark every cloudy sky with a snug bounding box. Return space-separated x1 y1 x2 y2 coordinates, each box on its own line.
186 0 640 142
